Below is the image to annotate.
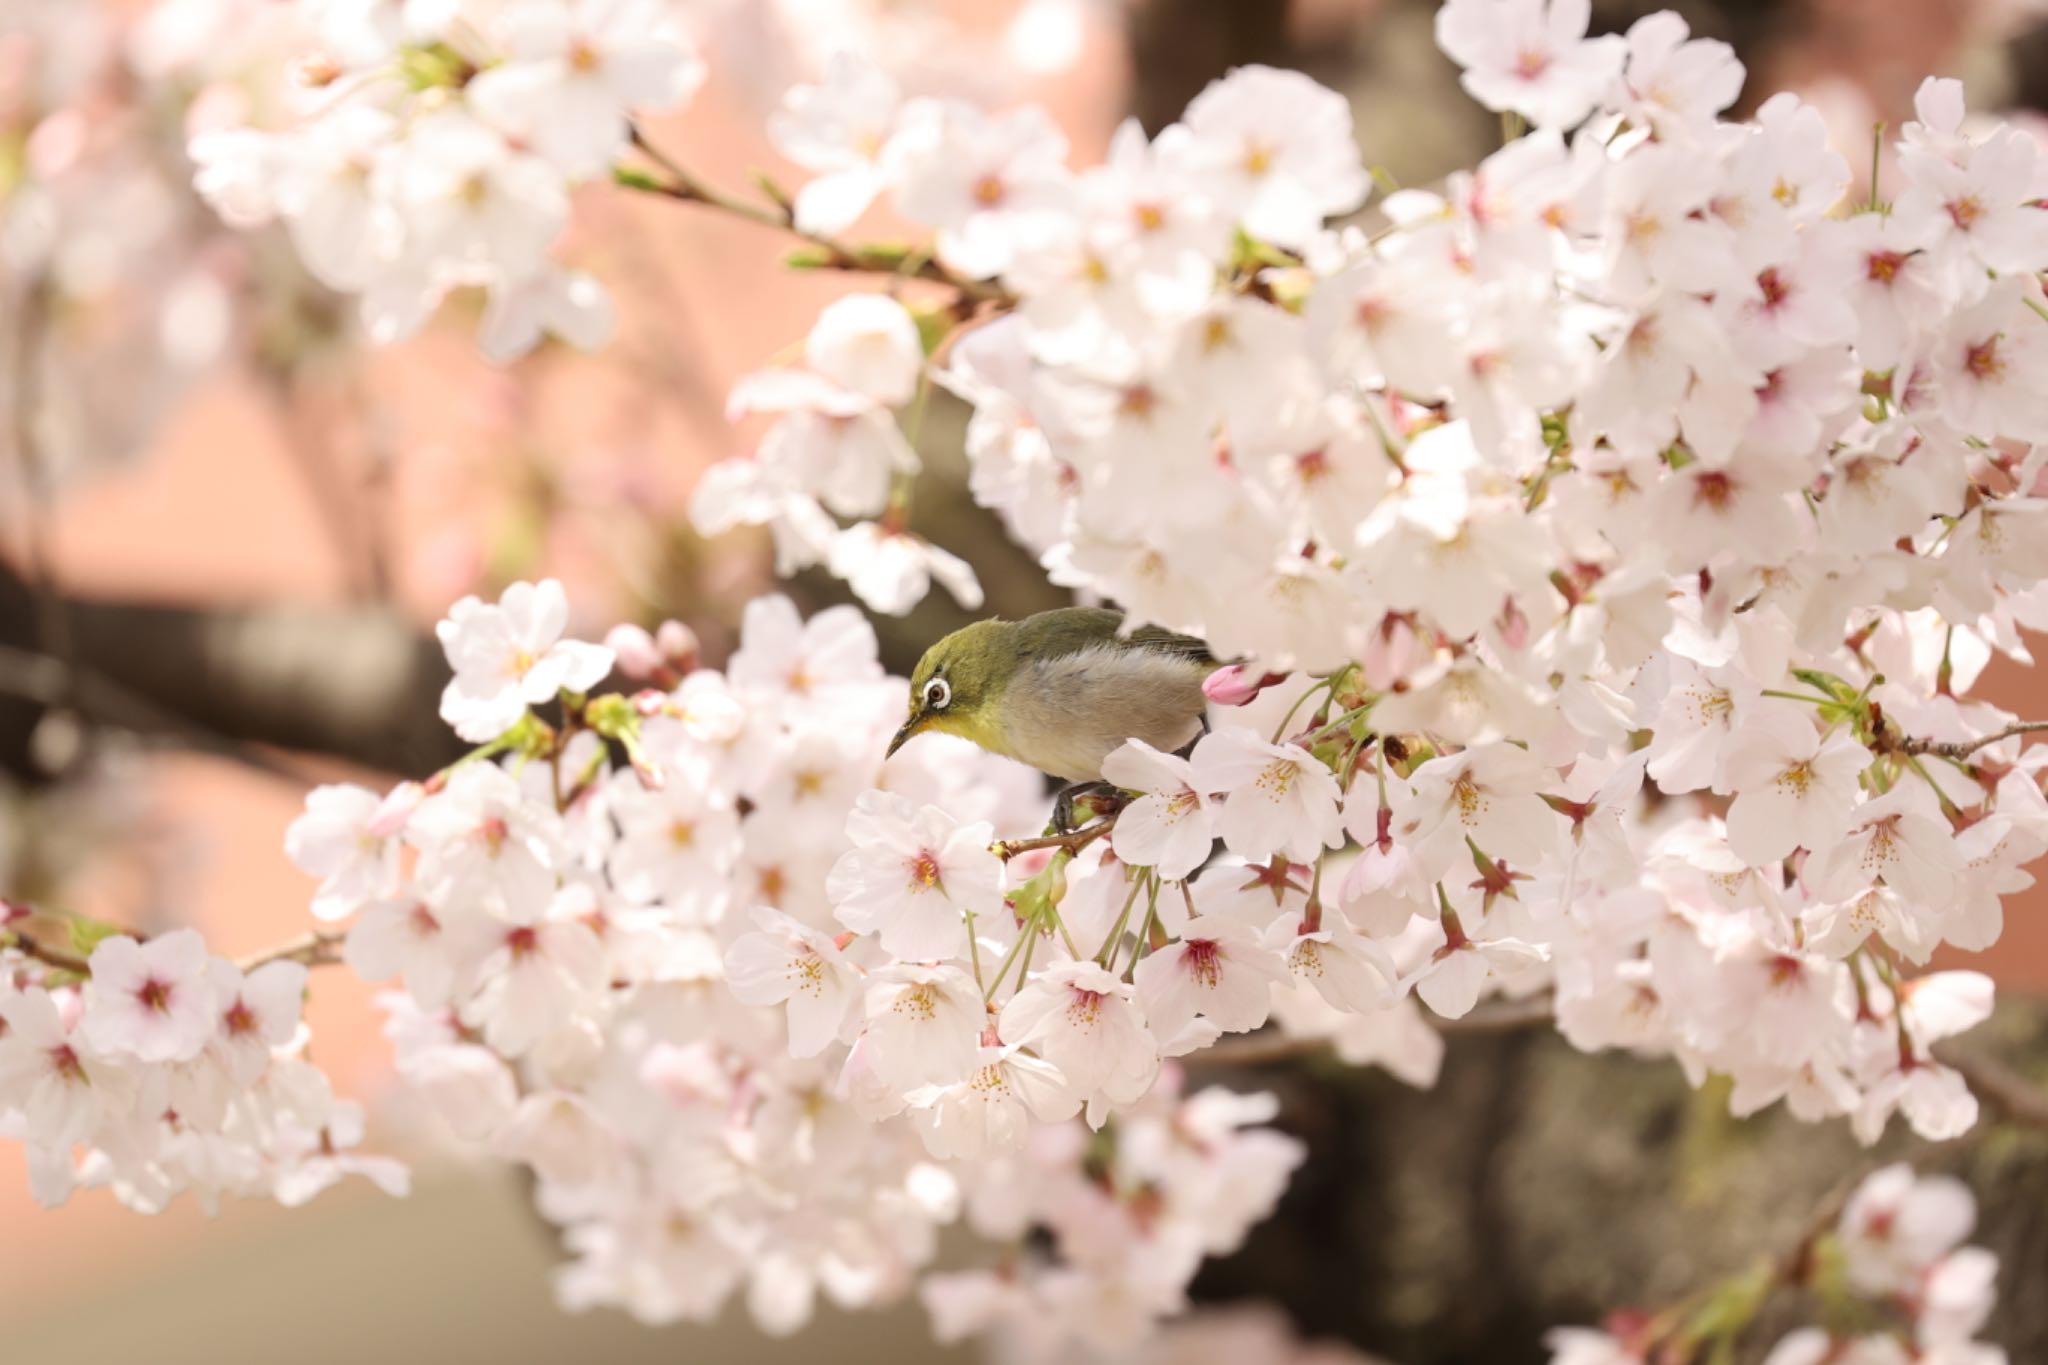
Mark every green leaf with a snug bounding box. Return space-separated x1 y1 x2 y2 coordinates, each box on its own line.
1792 669 1860 704
611 166 663 193
69 915 125 956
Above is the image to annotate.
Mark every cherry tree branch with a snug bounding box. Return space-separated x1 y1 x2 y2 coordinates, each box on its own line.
1188 992 1559 1067
0 561 469 782
5 916 346 978
2 924 91 977
619 126 1017 309
993 817 1117 862
236 928 346 972
1901 720 2048 762
1936 1042 2048 1131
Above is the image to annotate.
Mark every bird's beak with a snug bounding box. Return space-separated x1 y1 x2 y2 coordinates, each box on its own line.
886 717 919 760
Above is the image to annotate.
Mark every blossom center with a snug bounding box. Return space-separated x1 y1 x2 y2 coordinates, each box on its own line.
1182 938 1222 988
1755 267 1789 310
224 1000 259 1036
1964 337 2004 382
1774 759 1816 798
1865 249 1906 284
670 819 697 847
1065 988 1104 1026
1254 759 1299 799
48 1043 85 1084
971 173 1007 208
907 850 944 891
894 985 938 1021
136 978 174 1014
1513 47 1551 80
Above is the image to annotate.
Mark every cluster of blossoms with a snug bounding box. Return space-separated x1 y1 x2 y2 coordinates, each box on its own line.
13 0 2045 1354
271 582 1300 1345
1549 1162 2008 1364
689 0 2048 1146
188 0 705 359
3 0 308 483
0 919 400 1211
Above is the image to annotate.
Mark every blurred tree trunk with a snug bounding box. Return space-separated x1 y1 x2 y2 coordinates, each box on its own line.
1124 0 1296 134
0 560 467 783
1193 1004 2048 1364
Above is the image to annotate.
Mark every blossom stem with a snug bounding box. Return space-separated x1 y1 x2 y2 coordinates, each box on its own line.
1094 871 1148 970
963 909 987 993
983 912 1037 1002
620 126 1014 306
1268 676 1335 743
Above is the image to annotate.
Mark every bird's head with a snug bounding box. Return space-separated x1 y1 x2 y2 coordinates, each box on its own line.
887 618 1015 761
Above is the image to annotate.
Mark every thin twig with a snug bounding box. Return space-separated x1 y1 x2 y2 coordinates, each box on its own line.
1188 991 1558 1067
622 125 1015 308
993 817 1116 863
1901 719 2048 762
236 928 346 972
4 926 92 977
1936 1042 2048 1131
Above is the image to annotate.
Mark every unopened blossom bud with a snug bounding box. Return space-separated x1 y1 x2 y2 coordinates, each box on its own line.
605 624 664 681
653 619 699 673
1202 664 1290 706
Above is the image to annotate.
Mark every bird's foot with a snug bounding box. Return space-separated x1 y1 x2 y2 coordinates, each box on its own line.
1049 781 1127 836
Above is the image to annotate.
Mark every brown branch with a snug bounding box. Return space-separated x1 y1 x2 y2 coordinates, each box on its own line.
621 126 1016 309
4 925 91 977
1937 1042 2048 1132
0 642 316 785
1902 719 2048 762
0 560 469 780
236 928 345 972
1189 991 1558 1067
993 817 1116 863
7 917 345 979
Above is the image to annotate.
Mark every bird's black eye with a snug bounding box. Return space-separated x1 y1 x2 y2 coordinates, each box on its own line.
924 677 951 710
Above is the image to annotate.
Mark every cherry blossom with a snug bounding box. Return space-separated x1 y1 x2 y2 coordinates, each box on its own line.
437 579 615 743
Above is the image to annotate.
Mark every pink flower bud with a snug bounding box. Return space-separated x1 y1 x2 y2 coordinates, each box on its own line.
605 624 664 681
0 897 29 927
653 619 699 673
1202 664 1290 706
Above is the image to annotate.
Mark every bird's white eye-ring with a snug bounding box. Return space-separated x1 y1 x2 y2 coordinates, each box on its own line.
924 678 951 710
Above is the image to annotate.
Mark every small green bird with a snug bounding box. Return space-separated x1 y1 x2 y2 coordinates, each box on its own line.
885 606 1217 783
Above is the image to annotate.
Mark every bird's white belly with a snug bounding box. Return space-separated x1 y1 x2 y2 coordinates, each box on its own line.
998 644 1209 781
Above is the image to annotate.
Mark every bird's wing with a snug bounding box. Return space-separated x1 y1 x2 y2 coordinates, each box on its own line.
1123 624 1219 670
1021 607 1220 670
